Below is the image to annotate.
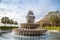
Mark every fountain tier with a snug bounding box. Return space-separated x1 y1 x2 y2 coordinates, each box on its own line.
20 23 40 29
13 28 46 36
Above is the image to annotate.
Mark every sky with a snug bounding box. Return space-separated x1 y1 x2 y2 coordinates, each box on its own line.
0 0 60 23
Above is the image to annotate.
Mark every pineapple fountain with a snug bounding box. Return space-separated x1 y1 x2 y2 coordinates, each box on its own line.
12 10 47 36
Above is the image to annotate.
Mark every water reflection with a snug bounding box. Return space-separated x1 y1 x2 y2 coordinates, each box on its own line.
0 32 47 40
0 32 60 40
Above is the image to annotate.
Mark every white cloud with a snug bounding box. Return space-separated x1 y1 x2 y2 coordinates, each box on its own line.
0 0 60 23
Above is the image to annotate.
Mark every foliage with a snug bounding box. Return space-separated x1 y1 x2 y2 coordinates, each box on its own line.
1 16 10 26
49 11 60 27
1 16 18 26
37 10 60 27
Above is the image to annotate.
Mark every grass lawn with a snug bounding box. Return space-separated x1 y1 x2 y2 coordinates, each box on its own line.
37 26 60 30
0 26 18 30
0 26 60 30
43 26 60 30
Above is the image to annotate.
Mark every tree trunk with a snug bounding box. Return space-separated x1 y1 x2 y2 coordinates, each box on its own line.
4 24 6 27
54 22 56 27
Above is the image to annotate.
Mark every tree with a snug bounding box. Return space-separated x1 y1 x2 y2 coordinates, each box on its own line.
56 16 60 26
1 16 10 26
1 17 18 26
9 19 14 24
50 15 56 26
37 11 60 27
49 11 60 27
13 21 18 25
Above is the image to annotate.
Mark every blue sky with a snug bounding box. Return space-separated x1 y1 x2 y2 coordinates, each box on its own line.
0 0 60 23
